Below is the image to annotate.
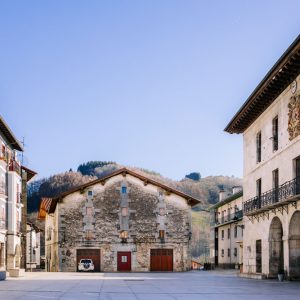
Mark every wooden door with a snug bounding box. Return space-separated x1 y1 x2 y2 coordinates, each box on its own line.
150 249 173 271
256 240 262 273
76 249 100 272
117 252 131 271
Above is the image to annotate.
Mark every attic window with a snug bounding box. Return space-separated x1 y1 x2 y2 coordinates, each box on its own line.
88 191 93 196
159 230 165 239
122 186 127 194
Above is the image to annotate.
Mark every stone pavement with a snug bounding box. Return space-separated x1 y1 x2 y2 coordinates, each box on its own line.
0 270 300 300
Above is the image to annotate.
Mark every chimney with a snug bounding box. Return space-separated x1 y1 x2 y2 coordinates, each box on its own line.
232 186 242 195
219 189 226 202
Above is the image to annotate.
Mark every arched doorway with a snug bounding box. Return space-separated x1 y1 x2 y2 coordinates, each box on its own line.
269 217 283 277
289 211 300 278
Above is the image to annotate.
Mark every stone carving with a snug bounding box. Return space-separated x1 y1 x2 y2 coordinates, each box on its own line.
288 92 300 141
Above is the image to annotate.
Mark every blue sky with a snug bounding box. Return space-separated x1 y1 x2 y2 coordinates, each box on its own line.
0 1 299 180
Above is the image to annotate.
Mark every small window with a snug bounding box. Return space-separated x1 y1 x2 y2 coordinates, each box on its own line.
88 190 93 196
122 186 127 194
234 226 238 238
228 248 231 257
234 248 237 257
272 116 278 151
256 131 262 163
221 249 224 257
256 178 262 198
120 230 128 238
121 256 127 263
159 230 165 239
221 230 224 239
227 228 230 239
86 230 93 240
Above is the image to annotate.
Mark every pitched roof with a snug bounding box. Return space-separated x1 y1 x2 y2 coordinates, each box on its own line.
210 190 243 210
225 35 300 134
0 115 23 151
48 167 201 213
21 166 37 182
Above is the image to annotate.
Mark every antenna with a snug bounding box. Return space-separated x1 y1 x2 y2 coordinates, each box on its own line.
21 137 25 165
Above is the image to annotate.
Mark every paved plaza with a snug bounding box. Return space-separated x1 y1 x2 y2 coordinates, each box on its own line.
0 270 300 300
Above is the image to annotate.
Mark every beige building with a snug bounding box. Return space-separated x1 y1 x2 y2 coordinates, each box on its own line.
225 35 300 279
39 168 200 272
0 116 36 280
210 187 243 269
26 222 41 270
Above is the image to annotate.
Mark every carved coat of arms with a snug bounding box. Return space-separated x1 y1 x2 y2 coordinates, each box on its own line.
288 93 300 141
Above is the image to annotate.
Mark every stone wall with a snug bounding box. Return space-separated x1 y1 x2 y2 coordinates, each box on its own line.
50 174 192 272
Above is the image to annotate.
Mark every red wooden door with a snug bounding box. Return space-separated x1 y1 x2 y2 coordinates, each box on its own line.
117 252 131 271
150 249 173 271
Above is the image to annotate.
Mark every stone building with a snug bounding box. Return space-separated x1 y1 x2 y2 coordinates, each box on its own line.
40 168 200 272
225 35 300 279
210 187 243 269
0 115 36 279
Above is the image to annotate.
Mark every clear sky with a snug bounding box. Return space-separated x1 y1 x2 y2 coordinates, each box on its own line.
0 1 299 180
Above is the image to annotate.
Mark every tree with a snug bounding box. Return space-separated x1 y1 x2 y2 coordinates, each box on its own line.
185 172 201 181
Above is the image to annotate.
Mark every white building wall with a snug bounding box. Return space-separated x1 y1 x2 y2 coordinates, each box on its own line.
242 75 300 277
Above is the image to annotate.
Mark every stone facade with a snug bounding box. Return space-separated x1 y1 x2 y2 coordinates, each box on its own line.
44 169 199 272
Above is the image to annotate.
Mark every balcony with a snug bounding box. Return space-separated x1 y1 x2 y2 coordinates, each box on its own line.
0 182 6 195
214 210 243 226
244 177 300 215
9 160 21 175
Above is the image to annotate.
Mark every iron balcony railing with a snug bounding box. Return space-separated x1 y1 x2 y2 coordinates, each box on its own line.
214 210 243 225
244 177 300 214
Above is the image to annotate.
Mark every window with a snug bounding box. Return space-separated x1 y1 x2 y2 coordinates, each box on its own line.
256 178 262 199
221 249 224 257
121 207 128 217
227 228 230 239
221 230 224 240
273 169 279 202
234 225 238 238
272 116 278 151
234 248 237 257
256 131 262 163
0 206 5 221
221 211 225 223
120 230 128 239
159 230 165 239
88 190 93 196
122 186 127 194
228 248 231 257
227 208 230 221
86 230 93 240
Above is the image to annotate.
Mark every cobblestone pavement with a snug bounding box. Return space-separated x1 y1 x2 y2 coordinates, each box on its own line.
0 270 300 300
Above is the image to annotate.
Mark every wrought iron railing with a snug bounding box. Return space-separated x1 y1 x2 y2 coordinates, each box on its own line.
214 210 243 225
244 177 300 214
